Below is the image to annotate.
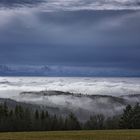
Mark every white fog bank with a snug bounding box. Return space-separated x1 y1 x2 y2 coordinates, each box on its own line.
0 77 140 99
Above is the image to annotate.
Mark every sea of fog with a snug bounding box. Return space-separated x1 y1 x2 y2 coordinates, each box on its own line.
0 77 140 100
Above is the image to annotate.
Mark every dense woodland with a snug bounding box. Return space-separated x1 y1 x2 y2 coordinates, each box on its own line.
0 102 140 132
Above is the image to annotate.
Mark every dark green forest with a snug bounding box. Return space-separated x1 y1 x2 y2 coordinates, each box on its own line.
0 102 140 132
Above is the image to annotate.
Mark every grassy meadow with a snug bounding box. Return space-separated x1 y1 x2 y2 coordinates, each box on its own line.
0 130 140 140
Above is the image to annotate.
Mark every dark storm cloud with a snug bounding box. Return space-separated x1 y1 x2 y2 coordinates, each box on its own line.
0 1 140 75
0 0 44 7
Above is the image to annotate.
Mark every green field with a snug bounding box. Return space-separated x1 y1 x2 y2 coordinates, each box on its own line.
0 130 140 140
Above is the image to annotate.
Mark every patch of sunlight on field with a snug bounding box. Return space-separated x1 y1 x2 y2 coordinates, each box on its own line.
0 130 140 140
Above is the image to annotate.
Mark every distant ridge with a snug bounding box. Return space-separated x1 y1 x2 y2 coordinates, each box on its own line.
0 64 140 77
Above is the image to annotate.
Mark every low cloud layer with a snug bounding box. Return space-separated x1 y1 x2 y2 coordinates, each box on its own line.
1 0 140 10
39 0 140 11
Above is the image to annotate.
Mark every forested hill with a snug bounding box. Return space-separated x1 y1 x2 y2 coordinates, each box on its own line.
0 102 140 131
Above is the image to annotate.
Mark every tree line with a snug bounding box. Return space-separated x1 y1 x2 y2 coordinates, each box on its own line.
0 102 140 132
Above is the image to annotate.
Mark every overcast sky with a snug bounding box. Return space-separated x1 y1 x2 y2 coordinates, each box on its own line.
0 0 140 76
